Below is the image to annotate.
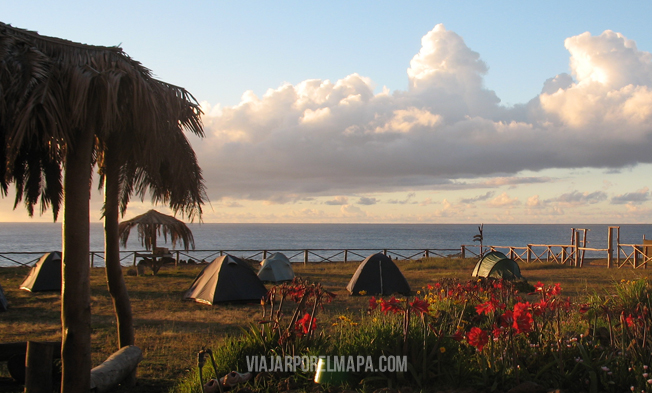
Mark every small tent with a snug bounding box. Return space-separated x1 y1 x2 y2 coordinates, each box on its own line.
472 251 523 280
0 283 7 311
346 253 411 296
258 253 295 283
20 251 62 292
184 254 268 304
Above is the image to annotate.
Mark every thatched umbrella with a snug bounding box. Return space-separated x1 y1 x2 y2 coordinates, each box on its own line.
1 21 204 392
119 209 195 252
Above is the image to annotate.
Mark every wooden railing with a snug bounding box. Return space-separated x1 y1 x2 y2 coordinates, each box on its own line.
1 226 648 269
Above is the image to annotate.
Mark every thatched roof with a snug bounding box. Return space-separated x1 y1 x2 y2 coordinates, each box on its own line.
118 209 195 251
0 21 205 220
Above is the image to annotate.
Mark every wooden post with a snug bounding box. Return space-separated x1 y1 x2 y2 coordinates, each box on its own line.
461 245 465 259
509 247 514 260
263 250 267 260
424 249 430 258
90 252 95 268
634 246 640 269
607 227 613 269
561 247 567 265
383 249 387 256
526 245 532 264
24 341 54 393
344 250 348 263
303 250 308 265
574 231 580 268
175 251 180 266
132 252 137 267
616 227 621 266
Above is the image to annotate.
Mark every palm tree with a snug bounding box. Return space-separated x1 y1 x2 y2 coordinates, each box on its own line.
97 77 204 350
0 22 205 392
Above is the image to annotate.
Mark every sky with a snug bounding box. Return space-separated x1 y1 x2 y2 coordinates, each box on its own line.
4 1 652 224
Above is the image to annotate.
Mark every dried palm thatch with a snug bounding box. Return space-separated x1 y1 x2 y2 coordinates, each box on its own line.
118 209 195 251
0 21 206 220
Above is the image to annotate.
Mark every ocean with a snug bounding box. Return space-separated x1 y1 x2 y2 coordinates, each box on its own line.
1 223 651 267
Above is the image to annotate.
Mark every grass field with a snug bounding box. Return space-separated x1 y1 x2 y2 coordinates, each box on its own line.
1 257 651 392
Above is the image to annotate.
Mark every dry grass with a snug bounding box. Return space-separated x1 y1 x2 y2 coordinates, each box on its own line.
1 257 651 392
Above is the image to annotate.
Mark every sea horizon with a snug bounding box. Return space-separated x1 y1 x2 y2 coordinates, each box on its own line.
2 222 652 267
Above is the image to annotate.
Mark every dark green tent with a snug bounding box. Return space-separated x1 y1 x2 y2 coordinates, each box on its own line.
184 255 268 304
20 252 62 292
346 253 411 296
472 251 523 280
0 283 7 311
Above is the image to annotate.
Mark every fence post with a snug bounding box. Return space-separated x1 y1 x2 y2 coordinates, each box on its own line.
90 252 94 268
304 250 308 265
175 251 180 266
634 246 640 269
132 252 137 267
526 245 532 264
424 249 429 258
461 245 465 259
383 249 387 256
344 250 348 263
561 247 567 265
574 231 580 267
607 227 613 269
263 250 267 260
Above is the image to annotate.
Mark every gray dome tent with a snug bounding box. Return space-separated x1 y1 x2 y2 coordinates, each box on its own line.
184 255 268 304
20 252 62 292
346 253 411 296
258 253 295 283
472 251 523 280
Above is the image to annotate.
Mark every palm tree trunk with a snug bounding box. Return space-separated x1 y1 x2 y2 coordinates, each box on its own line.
61 129 94 393
103 146 135 348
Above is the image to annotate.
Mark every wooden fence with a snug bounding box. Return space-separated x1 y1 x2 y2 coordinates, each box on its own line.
0 226 648 269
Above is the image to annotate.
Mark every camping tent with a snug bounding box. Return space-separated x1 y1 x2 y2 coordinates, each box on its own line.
258 253 295 283
346 253 411 296
0 283 7 311
20 252 62 292
472 251 523 280
184 254 268 304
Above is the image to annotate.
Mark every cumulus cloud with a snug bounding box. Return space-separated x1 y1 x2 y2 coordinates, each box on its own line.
194 24 652 203
487 192 520 208
547 190 608 206
324 196 349 205
611 187 650 204
357 197 380 205
460 191 495 204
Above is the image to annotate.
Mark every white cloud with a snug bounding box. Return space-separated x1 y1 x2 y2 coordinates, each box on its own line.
611 187 650 205
193 25 652 204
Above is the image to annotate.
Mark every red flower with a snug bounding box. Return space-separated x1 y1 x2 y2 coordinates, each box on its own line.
466 327 489 351
499 310 514 328
475 299 497 316
451 329 464 342
369 296 378 311
579 304 590 314
549 283 562 296
534 281 545 292
512 302 533 334
625 314 639 328
410 298 429 314
380 296 402 314
533 299 549 316
295 313 316 335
